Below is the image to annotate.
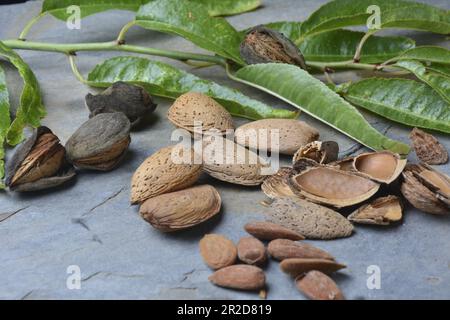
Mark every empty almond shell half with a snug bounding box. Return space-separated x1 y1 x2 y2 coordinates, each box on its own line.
167 92 234 135
139 185 221 232
290 166 380 207
235 119 319 155
353 151 406 184
348 195 403 225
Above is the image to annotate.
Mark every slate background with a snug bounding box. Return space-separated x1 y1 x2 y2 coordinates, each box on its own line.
0 0 449 299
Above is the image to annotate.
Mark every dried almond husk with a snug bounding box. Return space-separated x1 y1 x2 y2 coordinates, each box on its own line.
261 167 297 199
130 145 202 204
200 234 237 270
235 119 319 155
5 127 75 192
198 135 269 186
409 128 448 165
280 258 346 277
293 141 338 164
348 195 402 225
268 197 354 239
353 151 406 184
401 164 449 214
296 271 345 300
139 185 221 231
167 92 234 135
290 165 380 208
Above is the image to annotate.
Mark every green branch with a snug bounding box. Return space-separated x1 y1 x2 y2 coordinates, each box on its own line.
19 12 47 40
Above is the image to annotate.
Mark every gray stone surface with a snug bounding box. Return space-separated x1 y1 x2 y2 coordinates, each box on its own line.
0 0 449 300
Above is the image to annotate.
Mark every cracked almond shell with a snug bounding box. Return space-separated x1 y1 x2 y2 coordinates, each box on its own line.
409 128 448 165
268 197 354 239
200 234 237 270
348 195 403 225
168 92 234 135
65 113 131 171
401 164 449 214
139 184 221 231
293 141 338 164
296 271 345 300
353 151 406 184
199 135 269 186
131 145 202 204
290 165 380 208
235 119 319 155
5 126 75 192
261 167 296 199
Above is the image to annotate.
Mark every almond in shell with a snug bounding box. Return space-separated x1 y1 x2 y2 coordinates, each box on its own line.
131 145 202 204
168 92 234 135
200 234 237 270
209 264 266 291
268 239 334 261
235 119 319 155
139 184 221 231
296 271 344 300
409 128 448 165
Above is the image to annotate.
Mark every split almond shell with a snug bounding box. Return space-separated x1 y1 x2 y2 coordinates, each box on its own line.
348 195 402 225
353 151 406 184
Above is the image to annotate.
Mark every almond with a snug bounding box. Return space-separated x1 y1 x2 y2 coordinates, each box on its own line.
168 92 234 135
235 119 319 155
237 237 267 266
280 258 346 277
198 135 269 186
244 221 304 241
410 128 448 165
200 234 237 270
140 185 221 232
268 239 334 261
130 145 202 204
296 271 344 300
209 264 265 291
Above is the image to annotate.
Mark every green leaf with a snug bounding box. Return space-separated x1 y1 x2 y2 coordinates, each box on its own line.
342 77 450 134
427 63 450 78
42 0 149 20
388 46 450 64
42 0 259 19
299 29 415 63
86 56 297 120
190 0 261 17
136 0 244 64
0 65 11 189
232 63 410 154
0 42 46 146
300 0 450 40
396 60 450 104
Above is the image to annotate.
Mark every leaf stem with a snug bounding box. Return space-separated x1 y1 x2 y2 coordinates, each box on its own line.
18 13 47 41
353 30 376 62
2 39 227 66
116 21 137 44
68 55 87 84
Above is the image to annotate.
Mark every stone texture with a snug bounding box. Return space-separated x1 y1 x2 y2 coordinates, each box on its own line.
0 0 449 300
